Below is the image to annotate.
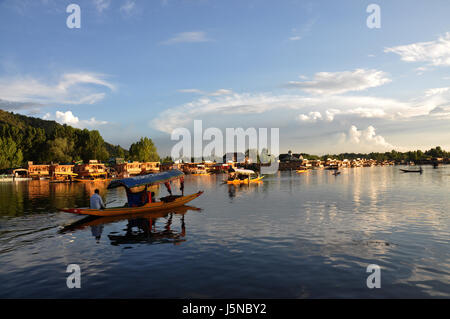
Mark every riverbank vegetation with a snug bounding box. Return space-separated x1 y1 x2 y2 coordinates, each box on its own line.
0 110 158 169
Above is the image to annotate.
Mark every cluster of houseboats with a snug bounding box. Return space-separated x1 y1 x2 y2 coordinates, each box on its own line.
0 151 447 183
1 160 161 182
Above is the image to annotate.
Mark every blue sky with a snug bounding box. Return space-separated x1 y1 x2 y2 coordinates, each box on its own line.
1 0 450 156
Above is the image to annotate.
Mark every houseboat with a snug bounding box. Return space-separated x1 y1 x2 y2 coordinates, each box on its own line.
49 164 77 182
140 162 160 174
73 160 109 182
114 161 142 178
27 162 50 180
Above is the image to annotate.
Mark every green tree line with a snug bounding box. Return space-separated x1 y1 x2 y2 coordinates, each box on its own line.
308 147 449 162
0 110 160 170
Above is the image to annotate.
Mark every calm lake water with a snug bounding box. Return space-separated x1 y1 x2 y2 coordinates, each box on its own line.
0 166 449 298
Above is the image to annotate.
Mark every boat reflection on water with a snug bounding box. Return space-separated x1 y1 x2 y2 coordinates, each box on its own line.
60 205 201 245
227 182 265 199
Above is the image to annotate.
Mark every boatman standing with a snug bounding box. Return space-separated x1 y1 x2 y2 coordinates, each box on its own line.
90 189 106 210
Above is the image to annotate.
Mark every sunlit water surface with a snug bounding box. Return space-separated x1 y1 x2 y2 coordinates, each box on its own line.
0 166 449 298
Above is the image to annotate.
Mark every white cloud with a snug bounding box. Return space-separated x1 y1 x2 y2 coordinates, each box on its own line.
178 89 205 94
152 91 413 133
161 31 211 45
94 0 111 13
120 0 137 16
287 69 391 95
289 36 301 41
56 110 79 126
342 125 397 151
209 89 233 96
299 107 388 124
153 67 450 135
53 111 108 128
58 73 115 91
177 88 233 96
385 32 450 66
297 112 322 123
0 72 115 108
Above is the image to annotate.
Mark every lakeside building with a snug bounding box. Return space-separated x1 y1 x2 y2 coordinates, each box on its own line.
49 164 77 182
73 160 108 180
140 162 160 174
27 162 50 180
179 162 230 174
114 161 160 178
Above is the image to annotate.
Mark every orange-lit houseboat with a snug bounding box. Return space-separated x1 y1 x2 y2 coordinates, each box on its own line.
140 162 160 174
73 160 109 182
49 164 77 183
27 162 50 180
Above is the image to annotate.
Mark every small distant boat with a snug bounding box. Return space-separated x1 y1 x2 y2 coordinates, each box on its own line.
332 171 341 176
226 168 264 184
400 168 423 173
227 176 264 184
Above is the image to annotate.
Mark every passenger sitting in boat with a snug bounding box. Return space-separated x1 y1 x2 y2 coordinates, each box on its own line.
149 192 155 203
180 177 184 196
90 189 105 210
164 182 172 196
125 186 148 207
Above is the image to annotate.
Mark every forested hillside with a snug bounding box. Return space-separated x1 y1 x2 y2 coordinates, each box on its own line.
0 109 128 169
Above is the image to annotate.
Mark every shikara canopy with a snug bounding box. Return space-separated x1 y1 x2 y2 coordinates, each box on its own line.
108 170 184 190
233 168 256 175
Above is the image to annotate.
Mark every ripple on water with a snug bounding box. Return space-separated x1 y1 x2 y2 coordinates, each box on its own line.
0 167 449 298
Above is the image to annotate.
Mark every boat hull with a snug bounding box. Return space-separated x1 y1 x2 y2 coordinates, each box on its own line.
60 191 203 217
226 176 264 184
73 178 112 183
400 169 422 173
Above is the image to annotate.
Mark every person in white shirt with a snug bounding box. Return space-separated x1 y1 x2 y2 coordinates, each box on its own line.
90 189 106 210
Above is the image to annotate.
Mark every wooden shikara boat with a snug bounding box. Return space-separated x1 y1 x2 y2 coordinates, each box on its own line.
60 191 203 217
400 168 423 173
60 170 203 217
226 168 264 184
296 169 308 173
73 178 112 182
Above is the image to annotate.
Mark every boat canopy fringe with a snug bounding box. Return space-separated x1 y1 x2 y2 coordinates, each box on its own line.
107 170 184 189
233 168 257 175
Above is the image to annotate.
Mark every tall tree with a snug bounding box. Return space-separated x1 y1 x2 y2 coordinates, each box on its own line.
129 137 160 162
77 129 109 162
0 137 23 169
47 137 74 163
